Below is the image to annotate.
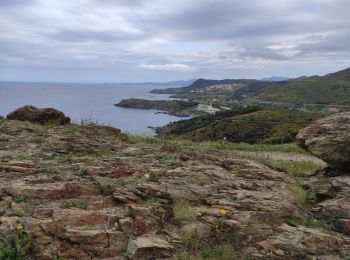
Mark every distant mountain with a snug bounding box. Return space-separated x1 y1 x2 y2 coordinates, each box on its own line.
142 79 197 87
151 78 256 94
110 79 197 88
149 67 350 108
260 76 289 82
185 78 257 89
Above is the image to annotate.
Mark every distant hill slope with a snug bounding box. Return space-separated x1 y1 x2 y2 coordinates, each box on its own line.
255 68 350 105
151 78 256 94
260 76 289 82
150 67 350 108
157 107 320 144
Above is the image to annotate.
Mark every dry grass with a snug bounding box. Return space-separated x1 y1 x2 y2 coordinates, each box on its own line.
173 201 196 221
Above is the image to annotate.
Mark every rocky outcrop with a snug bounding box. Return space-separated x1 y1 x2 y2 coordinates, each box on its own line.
7 105 71 125
296 113 350 237
0 119 349 259
297 112 350 172
307 170 350 235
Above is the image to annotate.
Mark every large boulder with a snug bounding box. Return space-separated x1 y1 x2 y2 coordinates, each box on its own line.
296 112 350 171
7 105 70 125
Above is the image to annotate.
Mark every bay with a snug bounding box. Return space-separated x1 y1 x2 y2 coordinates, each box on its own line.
0 82 183 136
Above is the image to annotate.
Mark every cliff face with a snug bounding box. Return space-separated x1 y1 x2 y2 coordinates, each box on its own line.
0 114 349 259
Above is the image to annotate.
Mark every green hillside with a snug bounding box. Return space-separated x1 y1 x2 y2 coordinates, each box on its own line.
256 68 350 106
157 107 320 144
151 78 256 94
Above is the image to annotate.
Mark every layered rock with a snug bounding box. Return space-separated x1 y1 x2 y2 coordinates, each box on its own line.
0 119 349 259
297 112 350 172
7 105 71 125
296 113 350 236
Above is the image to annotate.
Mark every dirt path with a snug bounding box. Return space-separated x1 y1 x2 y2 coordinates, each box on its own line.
235 150 326 165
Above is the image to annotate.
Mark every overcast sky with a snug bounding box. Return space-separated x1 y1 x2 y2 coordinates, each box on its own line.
0 0 349 82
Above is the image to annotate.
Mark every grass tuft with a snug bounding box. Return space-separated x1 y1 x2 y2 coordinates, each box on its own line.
290 182 309 208
173 201 196 222
185 228 201 251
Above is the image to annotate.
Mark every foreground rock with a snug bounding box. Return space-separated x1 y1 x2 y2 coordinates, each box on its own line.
7 105 71 125
296 113 350 236
0 119 349 259
297 112 350 172
307 170 350 235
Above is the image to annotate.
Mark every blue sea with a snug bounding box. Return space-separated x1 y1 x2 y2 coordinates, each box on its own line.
0 82 183 136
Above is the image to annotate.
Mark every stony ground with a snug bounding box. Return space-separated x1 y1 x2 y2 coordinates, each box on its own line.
0 119 349 259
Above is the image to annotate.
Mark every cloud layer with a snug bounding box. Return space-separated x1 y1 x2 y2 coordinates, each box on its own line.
0 0 349 82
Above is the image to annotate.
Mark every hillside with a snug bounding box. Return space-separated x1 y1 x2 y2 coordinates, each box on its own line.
255 67 350 106
150 78 256 95
157 107 320 144
149 68 350 110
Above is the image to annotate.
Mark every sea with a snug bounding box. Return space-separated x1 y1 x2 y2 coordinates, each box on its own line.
0 82 184 136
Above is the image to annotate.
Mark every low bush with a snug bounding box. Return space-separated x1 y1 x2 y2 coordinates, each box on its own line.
0 227 32 259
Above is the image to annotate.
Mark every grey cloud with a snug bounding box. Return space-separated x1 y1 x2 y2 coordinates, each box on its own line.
236 47 289 61
0 0 349 82
91 0 146 7
296 33 350 56
52 30 141 43
0 0 36 6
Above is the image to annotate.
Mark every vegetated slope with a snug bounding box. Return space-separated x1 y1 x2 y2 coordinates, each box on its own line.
255 67 350 105
151 78 257 94
115 98 199 116
157 107 320 144
150 67 350 109
233 81 286 99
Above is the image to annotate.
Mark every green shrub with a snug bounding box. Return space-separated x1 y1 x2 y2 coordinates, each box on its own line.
97 184 114 196
158 155 173 164
74 167 88 177
0 228 32 259
287 216 300 227
57 154 73 164
29 137 44 145
13 194 26 203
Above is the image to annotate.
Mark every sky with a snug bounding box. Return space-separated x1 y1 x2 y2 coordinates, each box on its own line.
0 0 349 83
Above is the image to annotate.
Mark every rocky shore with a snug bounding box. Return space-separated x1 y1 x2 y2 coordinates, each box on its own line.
0 106 349 259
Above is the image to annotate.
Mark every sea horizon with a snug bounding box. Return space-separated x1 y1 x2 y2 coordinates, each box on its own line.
0 82 184 136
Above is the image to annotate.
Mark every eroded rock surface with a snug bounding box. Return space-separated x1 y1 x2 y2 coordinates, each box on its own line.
296 113 350 238
297 112 350 172
0 119 349 259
